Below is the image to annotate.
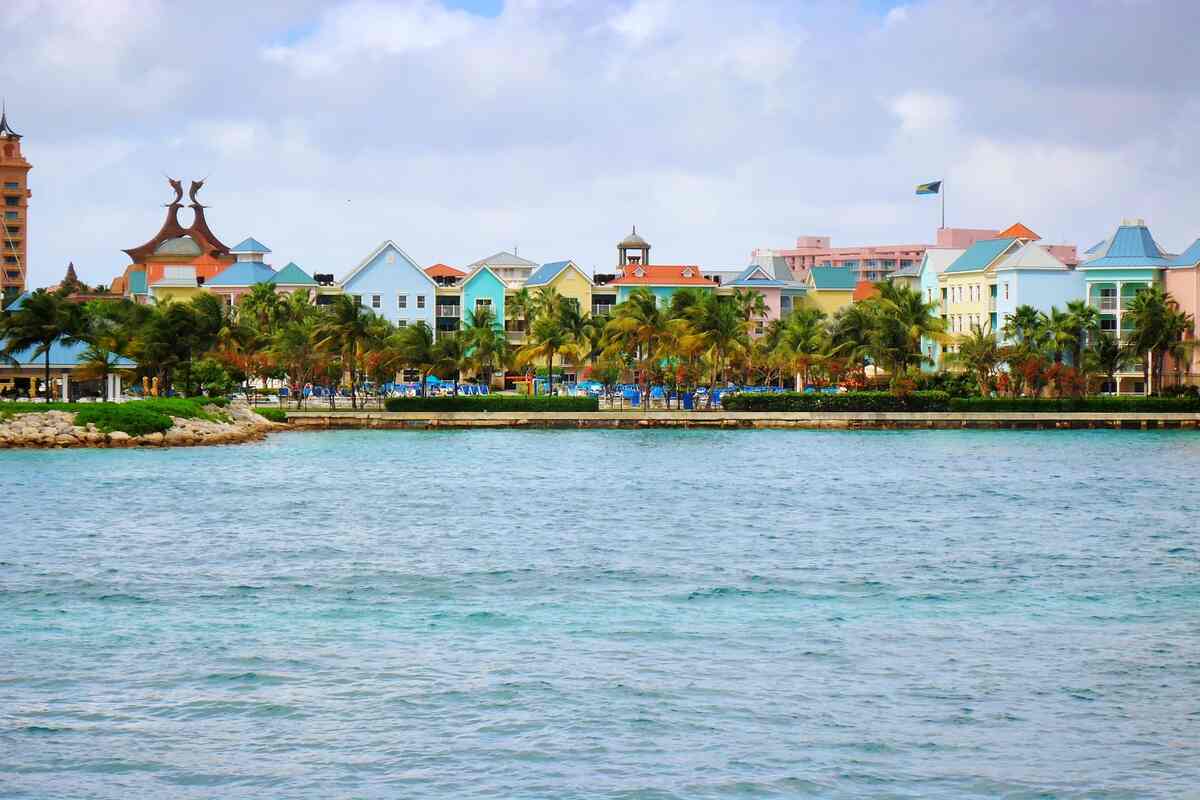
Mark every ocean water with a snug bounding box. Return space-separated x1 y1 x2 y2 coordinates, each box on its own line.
1 429 1198 799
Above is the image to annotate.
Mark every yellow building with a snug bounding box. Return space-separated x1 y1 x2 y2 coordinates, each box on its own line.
937 237 1021 350
802 267 856 315
522 260 594 312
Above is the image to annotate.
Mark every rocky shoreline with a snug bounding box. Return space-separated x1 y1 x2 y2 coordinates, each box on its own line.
0 402 285 449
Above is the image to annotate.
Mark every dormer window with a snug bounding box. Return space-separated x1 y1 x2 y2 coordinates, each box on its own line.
682 267 694 278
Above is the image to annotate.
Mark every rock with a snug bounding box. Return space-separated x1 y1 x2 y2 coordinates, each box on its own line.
138 432 165 446
107 431 132 446
55 434 78 447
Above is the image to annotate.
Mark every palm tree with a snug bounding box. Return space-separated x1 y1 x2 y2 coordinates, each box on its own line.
947 323 1003 396
240 282 281 331
1085 332 1129 394
1065 299 1101 368
685 293 749 403
270 315 328 408
604 287 667 404
830 302 877 383
872 282 946 375
506 287 534 337
1002 304 1047 350
393 321 440 396
517 315 578 396
555 297 597 378
1124 285 1192 394
775 306 830 390
531 286 563 326
433 332 467 393
316 294 376 408
1045 306 1076 364
462 305 507 388
0 290 78 400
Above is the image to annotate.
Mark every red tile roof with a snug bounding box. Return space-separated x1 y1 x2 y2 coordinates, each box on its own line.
996 222 1040 241
607 265 716 286
425 263 466 278
852 280 880 302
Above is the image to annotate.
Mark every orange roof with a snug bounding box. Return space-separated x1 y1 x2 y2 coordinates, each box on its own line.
852 280 880 302
425 263 466 278
996 222 1040 241
607 265 716 286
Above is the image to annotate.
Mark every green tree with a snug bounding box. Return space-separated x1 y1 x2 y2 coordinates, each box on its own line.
1084 332 1129 393
604 287 668 404
316 294 376 408
517 315 578 396
393 321 440 397
947 323 1003 396
774 306 830 390
0 290 79 399
462 305 508 388
1065 298 1101 369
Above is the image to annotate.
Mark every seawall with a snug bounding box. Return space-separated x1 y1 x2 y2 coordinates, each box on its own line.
284 410 1200 430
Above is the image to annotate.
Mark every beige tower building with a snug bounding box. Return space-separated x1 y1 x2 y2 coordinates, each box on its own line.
1 107 32 295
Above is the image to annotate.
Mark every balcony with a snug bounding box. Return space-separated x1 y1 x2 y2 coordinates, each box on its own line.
591 304 613 316
435 305 460 317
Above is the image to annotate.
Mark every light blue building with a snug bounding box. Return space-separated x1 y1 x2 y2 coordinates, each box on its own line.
994 243 1085 348
340 240 438 330
916 248 965 371
462 266 507 331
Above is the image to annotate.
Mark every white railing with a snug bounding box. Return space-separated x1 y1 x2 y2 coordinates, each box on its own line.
435 305 460 317
592 304 613 316
1095 296 1117 311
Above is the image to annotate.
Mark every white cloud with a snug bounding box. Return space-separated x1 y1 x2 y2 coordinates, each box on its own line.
891 90 958 135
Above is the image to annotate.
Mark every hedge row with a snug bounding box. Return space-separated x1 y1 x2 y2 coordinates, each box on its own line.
255 408 288 423
384 396 599 412
74 404 173 436
948 396 1200 412
721 391 952 412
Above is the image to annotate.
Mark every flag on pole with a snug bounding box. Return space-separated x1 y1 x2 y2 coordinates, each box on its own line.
915 180 942 195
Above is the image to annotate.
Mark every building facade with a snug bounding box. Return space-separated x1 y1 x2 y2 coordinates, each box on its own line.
0 109 32 297
340 241 438 329
993 243 1085 348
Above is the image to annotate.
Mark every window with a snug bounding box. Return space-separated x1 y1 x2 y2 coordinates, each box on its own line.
3 182 17 189
1100 317 1117 332
4 256 16 264
4 196 19 207
398 294 407 308
397 319 407 327
4 211 16 220
475 298 492 310
1003 283 1009 300
417 295 426 309
371 294 381 308
353 294 362 306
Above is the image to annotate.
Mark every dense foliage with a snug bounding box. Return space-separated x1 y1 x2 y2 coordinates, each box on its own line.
722 391 951 412
947 396 1200 412
73 404 173 436
383 396 599 412
254 407 288 423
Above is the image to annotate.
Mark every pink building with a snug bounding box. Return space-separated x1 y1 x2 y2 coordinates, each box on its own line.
754 227 1001 282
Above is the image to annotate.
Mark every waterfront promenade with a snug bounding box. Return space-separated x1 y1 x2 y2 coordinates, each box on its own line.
285 409 1200 430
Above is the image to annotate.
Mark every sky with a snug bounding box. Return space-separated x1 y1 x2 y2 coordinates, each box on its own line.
3 0 1199 288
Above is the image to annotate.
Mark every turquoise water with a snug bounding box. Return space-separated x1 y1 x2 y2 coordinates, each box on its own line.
1 430 1199 798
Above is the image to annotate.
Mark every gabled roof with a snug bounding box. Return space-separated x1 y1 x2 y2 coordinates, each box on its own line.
462 265 507 289
1171 238 1200 268
267 262 316 286
340 240 437 289
728 263 788 287
608 265 714 287
806 266 858 290
231 237 271 254
1080 220 1171 268
425 263 466 278
525 260 592 287
943 237 1020 274
207 260 277 286
994 242 1068 271
995 222 1040 241
467 250 538 269
918 248 966 279
3 290 31 311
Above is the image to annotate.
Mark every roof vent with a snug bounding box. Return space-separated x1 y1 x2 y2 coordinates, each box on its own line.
1121 217 1146 227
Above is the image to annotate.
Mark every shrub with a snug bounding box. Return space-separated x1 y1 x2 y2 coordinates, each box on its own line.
137 398 225 421
255 408 288 423
948 396 1200 412
721 391 951 412
913 371 980 398
384 395 599 412
74 404 173 436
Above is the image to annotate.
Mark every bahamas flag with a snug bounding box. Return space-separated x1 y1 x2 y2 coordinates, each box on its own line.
915 180 942 195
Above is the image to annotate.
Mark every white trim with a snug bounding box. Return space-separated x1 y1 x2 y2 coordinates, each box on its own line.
340 240 438 290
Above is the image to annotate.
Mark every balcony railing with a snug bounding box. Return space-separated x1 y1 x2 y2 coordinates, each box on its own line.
592 304 613 316
435 305 460 317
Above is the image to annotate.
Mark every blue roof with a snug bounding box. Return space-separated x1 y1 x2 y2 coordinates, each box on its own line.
4 290 31 311
525 260 574 287
1081 223 1170 268
807 266 858 290
943 238 1019 274
207 261 277 286
2 338 134 368
231 237 271 254
266 262 316 286
728 264 787 287
128 271 148 295
1170 238 1200 268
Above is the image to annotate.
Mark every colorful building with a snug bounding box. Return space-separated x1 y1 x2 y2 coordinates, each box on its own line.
939 237 1024 341
466 251 538 286
1164 238 1200 384
916 248 966 370
266 262 318 296
206 238 277 306
1079 219 1173 393
0 108 31 296
461 266 507 335
802 267 857 315
607 264 716 305
524 260 594 313
720 258 807 335
993 243 1085 347
340 240 438 329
